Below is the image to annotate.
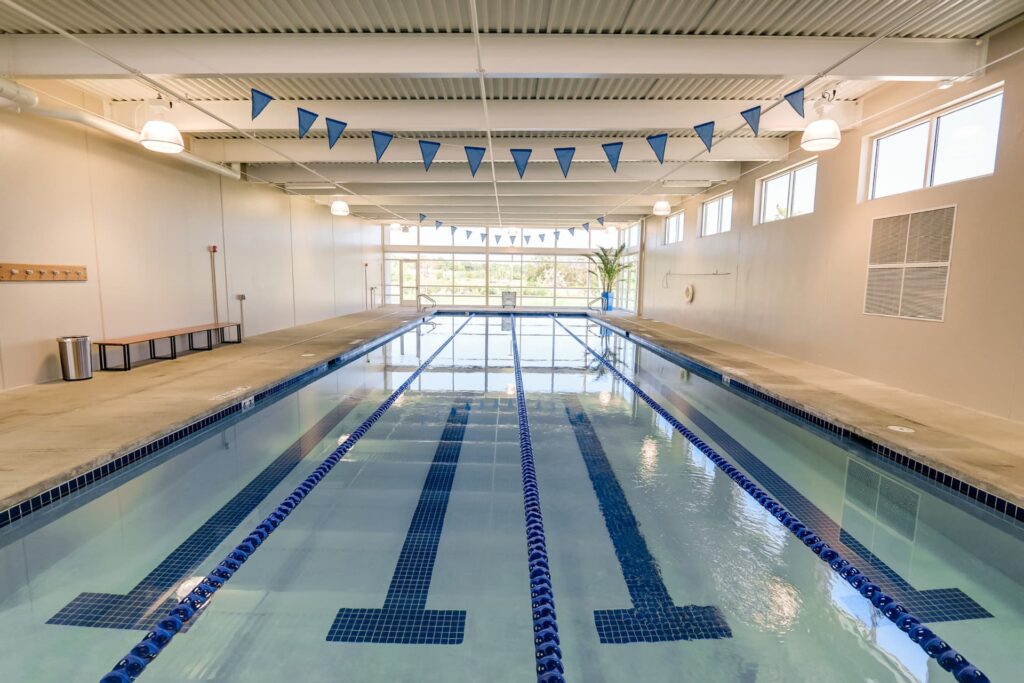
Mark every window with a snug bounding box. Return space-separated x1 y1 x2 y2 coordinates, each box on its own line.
664 211 684 244
701 192 732 236
760 160 817 223
870 90 1003 199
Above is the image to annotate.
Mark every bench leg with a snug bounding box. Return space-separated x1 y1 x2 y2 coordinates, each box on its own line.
123 344 131 371
151 337 176 360
99 345 107 371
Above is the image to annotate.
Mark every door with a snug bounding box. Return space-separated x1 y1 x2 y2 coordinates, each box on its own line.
400 260 418 307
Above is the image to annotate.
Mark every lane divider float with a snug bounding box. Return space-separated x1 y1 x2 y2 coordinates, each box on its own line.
98 315 474 683
553 316 988 683
511 316 566 683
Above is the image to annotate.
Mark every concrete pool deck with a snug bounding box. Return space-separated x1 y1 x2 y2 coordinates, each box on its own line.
1 306 1022 522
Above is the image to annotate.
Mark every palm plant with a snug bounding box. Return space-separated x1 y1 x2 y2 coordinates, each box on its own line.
586 244 631 295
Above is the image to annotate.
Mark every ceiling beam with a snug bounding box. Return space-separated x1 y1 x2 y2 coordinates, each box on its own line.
281 181 709 196
332 195 691 207
115 98 859 133
245 161 741 184
192 136 788 163
1 34 983 81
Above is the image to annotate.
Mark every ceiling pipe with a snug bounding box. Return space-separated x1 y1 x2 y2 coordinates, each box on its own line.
0 78 240 181
0 78 39 109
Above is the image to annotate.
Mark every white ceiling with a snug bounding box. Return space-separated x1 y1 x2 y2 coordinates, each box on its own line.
2 0 1022 226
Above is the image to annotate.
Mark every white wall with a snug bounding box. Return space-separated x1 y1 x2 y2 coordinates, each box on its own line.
0 99 381 390
641 24 1024 421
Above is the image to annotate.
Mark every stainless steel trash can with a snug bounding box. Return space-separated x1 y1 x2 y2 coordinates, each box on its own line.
57 336 93 381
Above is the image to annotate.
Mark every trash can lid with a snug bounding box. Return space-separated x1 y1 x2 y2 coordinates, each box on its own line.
56 335 90 341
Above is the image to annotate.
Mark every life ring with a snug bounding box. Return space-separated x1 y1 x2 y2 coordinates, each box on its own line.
683 284 695 303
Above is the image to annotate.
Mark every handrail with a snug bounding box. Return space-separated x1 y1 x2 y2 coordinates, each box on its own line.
588 296 603 311
416 293 437 313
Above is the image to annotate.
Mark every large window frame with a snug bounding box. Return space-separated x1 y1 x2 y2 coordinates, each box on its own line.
381 225 639 312
758 159 818 224
869 88 1003 200
700 192 733 237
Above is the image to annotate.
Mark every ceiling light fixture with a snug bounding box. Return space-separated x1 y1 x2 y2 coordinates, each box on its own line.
800 90 841 152
139 96 183 154
652 200 672 216
330 200 350 216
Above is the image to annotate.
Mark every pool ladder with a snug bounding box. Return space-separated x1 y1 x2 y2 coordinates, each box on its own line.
416 293 437 313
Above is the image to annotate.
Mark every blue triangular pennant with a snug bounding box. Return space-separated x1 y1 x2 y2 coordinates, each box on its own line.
597 216 605 226
554 147 575 178
465 229 472 239
646 133 668 164
740 106 761 136
495 234 503 244
510 235 517 245
481 233 487 242
582 222 590 232
297 108 319 139
510 148 532 179
784 88 805 118
694 121 715 153
524 235 531 245
451 225 457 236
419 213 426 223
435 220 443 229
419 140 441 171
251 89 273 120
554 229 561 241
569 227 576 236
465 146 486 177
602 141 623 172
325 118 347 148
539 233 546 243
371 131 394 162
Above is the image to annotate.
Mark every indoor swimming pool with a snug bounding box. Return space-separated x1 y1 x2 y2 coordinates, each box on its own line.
0 314 1019 682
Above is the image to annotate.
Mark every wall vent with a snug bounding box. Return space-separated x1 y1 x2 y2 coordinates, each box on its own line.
864 206 954 321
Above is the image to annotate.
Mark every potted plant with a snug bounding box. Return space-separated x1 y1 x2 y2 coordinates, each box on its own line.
586 244 630 312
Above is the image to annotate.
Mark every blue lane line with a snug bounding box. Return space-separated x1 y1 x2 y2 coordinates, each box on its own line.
49 396 363 631
510 316 566 683
636 369 991 624
553 317 989 683
97 316 474 683
327 399 471 644
562 395 731 644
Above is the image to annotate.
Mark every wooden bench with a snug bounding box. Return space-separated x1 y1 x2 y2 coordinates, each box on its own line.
94 322 242 371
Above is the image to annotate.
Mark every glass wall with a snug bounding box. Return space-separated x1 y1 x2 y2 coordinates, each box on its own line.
382 224 641 311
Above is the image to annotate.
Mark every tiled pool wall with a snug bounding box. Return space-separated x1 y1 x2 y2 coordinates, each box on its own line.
2 310 1020 534
0 315 430 532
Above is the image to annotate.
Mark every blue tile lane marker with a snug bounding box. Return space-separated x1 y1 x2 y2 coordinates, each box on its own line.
327 400 471 644
510 317 566 683
552 317 990 683
562 395 731 644
635 369 992 625
49 396 363 631
97 316 474 683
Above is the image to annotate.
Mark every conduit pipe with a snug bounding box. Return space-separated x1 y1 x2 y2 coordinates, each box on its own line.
0 78 240 181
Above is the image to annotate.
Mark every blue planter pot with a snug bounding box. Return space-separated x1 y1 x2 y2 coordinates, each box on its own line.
601 291 614 312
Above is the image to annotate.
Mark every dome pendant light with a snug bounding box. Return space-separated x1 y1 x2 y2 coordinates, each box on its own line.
330 200 350 216
139 97 184 154
801 90 841 152
653 200 671 216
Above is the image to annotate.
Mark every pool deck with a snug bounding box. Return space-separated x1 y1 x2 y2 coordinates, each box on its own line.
1 306 1023 521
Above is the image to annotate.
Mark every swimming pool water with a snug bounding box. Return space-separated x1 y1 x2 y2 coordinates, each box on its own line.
0 315 1020 682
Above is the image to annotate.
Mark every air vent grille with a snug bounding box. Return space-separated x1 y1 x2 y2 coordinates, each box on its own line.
864 206 954 321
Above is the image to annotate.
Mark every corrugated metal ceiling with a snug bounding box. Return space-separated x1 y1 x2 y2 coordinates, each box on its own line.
0 0 1021 38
